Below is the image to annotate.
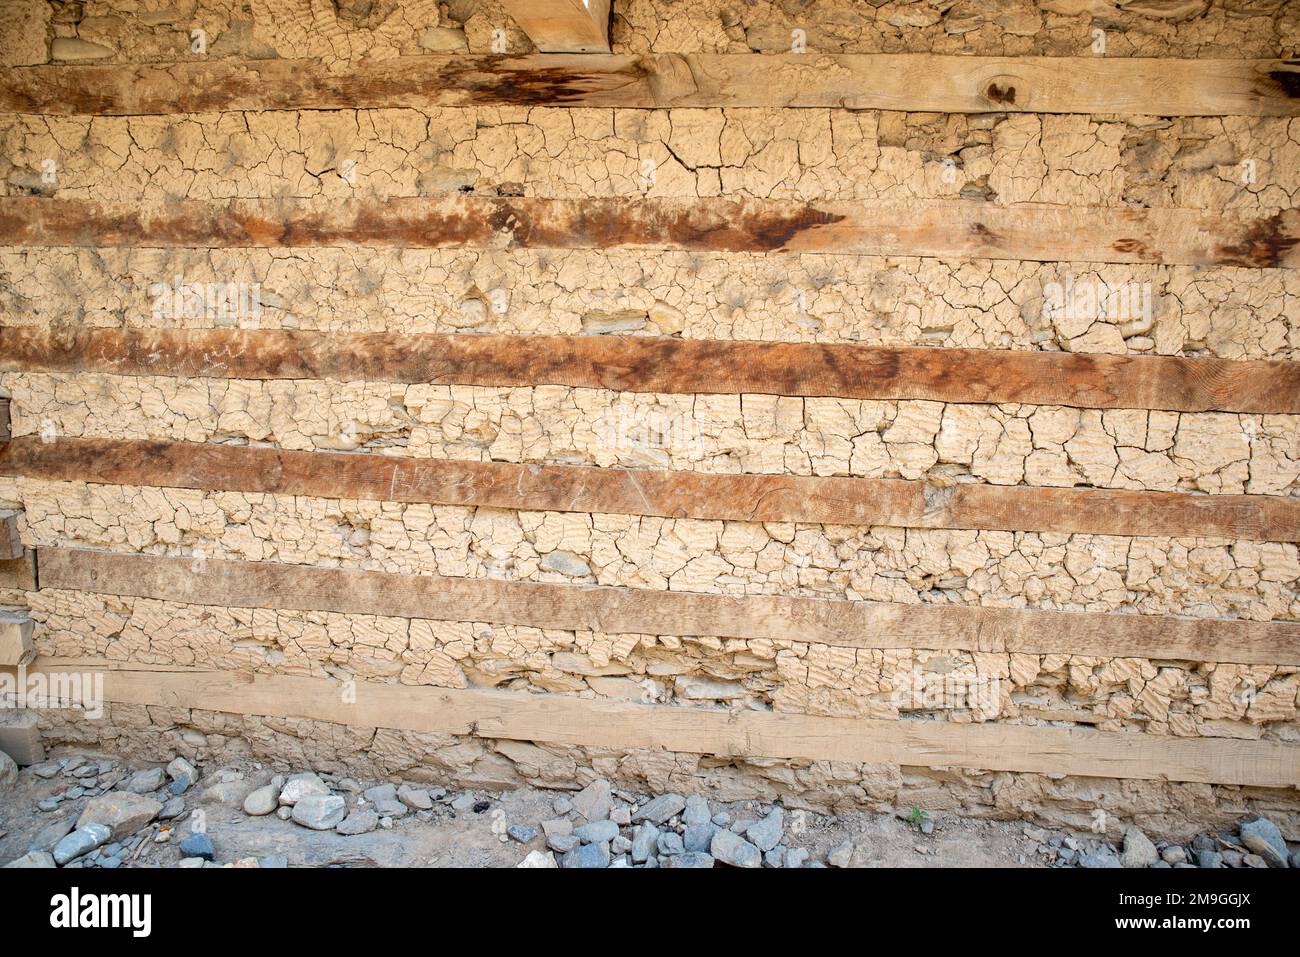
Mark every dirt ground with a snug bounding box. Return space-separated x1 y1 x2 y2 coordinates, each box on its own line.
0 747 1054 868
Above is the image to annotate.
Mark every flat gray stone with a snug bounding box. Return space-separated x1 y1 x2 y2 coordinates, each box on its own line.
574 819 619 844
291 794 346 830
125 767 165 793
663 852 714 868
683 823 716 853
711 829 761 868
4 850 56 868
77 793 162 841
397 784 433 811
682 795 711 827
656 832 685 857
570 779 611 822
336 809 379 836
562 842 608 869
1239 818 1288 868
507 824 538 844
745 808 785 852
53 824 112 865
279 773 330 806
633 793 685 824
540 550 591 577
631 823 658 863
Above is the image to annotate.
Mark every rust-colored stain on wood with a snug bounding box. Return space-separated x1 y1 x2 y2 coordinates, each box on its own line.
3 327 1297 414
2 436 1297 542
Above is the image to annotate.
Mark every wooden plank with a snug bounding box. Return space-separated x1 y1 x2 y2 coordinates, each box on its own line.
0 54 1295 116
0 550 37 592
500 0 610 53
3 327 1297 414
35 548 1300 665
0 510 20 560
9 657 1297 786
1 197 1295 268
2 436 1297 542
0 397 9 441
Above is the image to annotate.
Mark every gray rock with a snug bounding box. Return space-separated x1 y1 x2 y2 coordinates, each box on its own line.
363 783 397 803
336 809 379 836
1292 849 1300 870
710 829 761 868
450 792 476 812
712 811 731 827
683 822 716 853
785 847 810 868
4 850 57 868
827 841 854 868
631 823 658 863
517 850 558 869
30 762 61 779
1160 846 1187 865
507 824 538 844
1242 853 1268 868
610 806 632 826
1080 849 1123 868
612 836 632 855
178 833 214 861
657 832 685 857
37 798 61 812
125 767 165 793
291 795 346 830
633 793 686 824
745 808 785 852
574 819 619 844
552 796 572 815
570 779 611 822
682 795 711 827
1195 849 1223 869
397 784 433 811
53 824 112 865
1221 850 1244 867
663 852 714 868
279 773 330 806
562 842 608 869
243 784 279 816
541 818 572 838
540 550 591 577
1239 818 1288 868
165 757 198 789
30 816 76 853
77 793 162 840
547 833 579 854
158 797 185 821
1121 827 1159 868
260 855 288 868
764 846 787 868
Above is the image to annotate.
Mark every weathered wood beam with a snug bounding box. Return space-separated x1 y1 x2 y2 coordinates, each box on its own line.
35 548 1300 665
0 197 1295 268
10 656 1298 786
500 0 610 53
0 551 37 592
2 437 1297 542
0 510 20 561
0 54 1295 115
3 327 1296 413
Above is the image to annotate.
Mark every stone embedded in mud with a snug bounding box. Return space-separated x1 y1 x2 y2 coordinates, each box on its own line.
53 824 112 865
243 784 279 816
125 767 165 793
336 809 379 836
1121 827 1159 868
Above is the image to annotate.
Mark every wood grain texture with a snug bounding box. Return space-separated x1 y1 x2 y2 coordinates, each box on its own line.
35 548 1300 665
3 436 1297 542
3 327 1297 413
9 656 1297 786
1 196 1296 267
500 0 610 53
0 550 37 592
0 54 1295 115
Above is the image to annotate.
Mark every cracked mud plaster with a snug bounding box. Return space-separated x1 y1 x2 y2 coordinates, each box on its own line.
6 479 1299 622
3 109 1297 213
8 0 1299 66
2 249 1296 360
7 375 1299 496
29 703 1300 840
26 587 1300 742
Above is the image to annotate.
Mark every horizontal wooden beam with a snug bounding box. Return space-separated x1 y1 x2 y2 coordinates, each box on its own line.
2 437 1297 542
4 327 1297 414
10 656 1297 786
1 197 1295 268
500 0 610 53
0 54 1295 116
35 548 1300 665
0 550 37 592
